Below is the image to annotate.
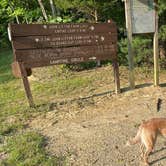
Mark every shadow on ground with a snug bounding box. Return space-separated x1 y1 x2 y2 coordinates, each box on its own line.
34 83 155 111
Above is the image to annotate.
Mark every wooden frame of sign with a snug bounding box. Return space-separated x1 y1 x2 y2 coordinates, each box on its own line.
9 21 120 107
124 0 159 88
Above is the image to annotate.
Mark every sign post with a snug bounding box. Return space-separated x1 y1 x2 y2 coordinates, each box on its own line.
124 0 135 89
19 62 34 107
153 0 159 86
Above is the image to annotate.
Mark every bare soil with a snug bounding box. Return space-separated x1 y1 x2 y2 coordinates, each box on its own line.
29 66 166 166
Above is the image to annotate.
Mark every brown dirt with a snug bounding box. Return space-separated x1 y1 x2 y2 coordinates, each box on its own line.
29 66 166 166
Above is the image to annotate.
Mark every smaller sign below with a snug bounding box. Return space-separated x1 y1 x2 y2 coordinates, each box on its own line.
131 0 155 34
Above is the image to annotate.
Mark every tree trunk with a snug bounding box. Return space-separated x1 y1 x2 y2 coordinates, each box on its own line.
15 16 20 24
9 4 20 24
49 0 56 18
37 0 48 21
25 17 28 24
94 9 100 66
94 9 98 23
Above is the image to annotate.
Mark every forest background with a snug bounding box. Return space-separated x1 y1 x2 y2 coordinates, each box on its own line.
0 0 166 67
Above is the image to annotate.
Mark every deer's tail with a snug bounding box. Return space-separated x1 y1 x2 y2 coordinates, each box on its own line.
126 125 142 146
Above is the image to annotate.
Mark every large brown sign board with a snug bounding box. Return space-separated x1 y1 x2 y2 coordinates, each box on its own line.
9 22 120 107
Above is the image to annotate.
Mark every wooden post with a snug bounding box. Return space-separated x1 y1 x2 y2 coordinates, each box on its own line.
19 63 35 107
97 60 101 67
153 0 159 86
113 60 120 94
124 0 135 89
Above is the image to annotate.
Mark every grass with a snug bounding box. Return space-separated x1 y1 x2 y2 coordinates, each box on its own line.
0 49 70 165
1 132 66 166
0 122 24 136
32 76 92 97
0 49 15 84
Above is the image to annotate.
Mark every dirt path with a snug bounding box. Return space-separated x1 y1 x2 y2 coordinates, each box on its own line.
29 84 166 166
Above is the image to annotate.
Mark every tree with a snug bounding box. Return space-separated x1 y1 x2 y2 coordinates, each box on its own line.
53 0 123 25
37 0 48 21
49 0 56 18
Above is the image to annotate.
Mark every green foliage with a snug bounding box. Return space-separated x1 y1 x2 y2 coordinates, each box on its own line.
159 0 166 14
118 37 153 67
159 25 166 41
132 37 153 66
54 0 74 11
54 0 123 24
48 16 72 23
1 132 66 166
0 0 166 65
118 38 128 66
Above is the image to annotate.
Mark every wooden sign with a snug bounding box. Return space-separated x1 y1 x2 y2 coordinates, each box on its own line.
131 0 155 34
10 23 117 66
9 22 120 107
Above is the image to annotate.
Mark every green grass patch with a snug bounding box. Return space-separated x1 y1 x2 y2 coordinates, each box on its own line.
0 122 24 136
0 49 15 84
0 81 26 104
32 76 92 96
1 132 66 166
